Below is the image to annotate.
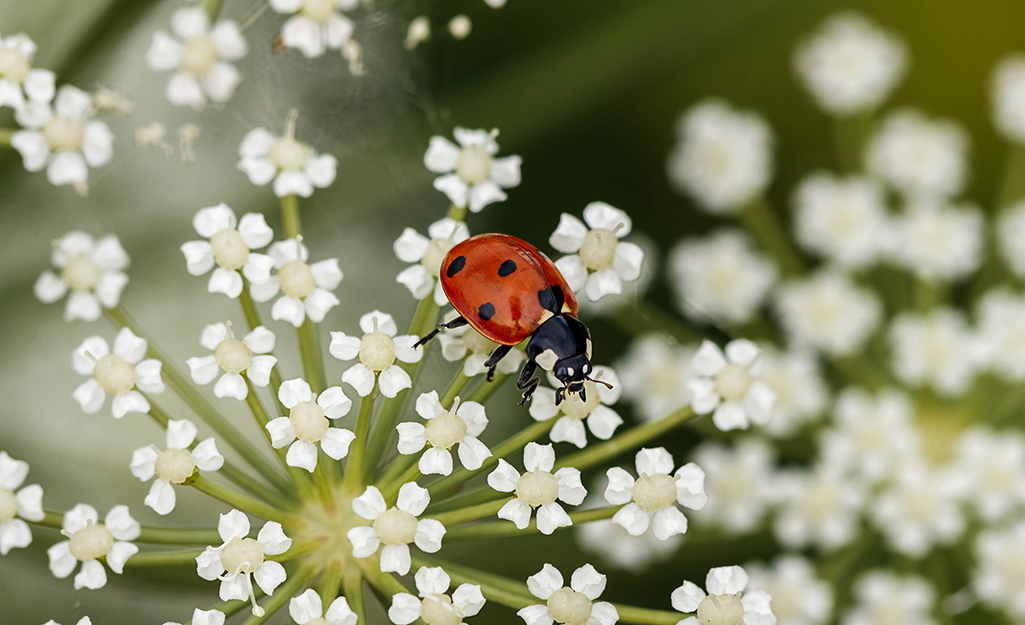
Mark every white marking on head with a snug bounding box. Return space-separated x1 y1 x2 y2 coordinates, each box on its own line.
536 348 558 371
585 338 592 359
567 367 574 376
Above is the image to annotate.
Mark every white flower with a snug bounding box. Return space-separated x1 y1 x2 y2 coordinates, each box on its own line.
329 310 423 398
196 509 292 616
0 33 55 112
871 461 965 558
487 442 586 535
745 556 833 625
692 438 776 534
72 328 164 418
793 13 907 115
145 7 247 108
11 85 113 189
163 608 225 625
757 348 828 438
518 563 619 625
249 238 343 327
888 308 980 397
388 566 485 625
44 618 92 625
179 204 275 299
792 173 890 270
991 54 1025 143
576 518 683 573
529 366 623 448
437 312 526 377
130 419 224 515
974 522 1025 618
771 464 865 552
819 387 920 483
996 199 1025 277
266 378 354 472
549 202 644 302
238 124 337 198
774 271 882 357
689 339 776 432
975 288 1025 380
34 231 129 322
604 447 706 540
949 427 1025 522
615 335 696 422
289 588 357 625
666 99 774 214
186 322 278 400
0 452 44 555
667 229 777 325
671 566 775 625
866 109 968 200
347 483 445 575
888 200 983 282
841 570 936 625
424 127 522 212
47 504 139 590
269 0 357 59
397 391 490 475
394 217 470 305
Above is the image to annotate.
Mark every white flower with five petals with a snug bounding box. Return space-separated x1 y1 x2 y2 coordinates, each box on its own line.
186 322 278 400
347 483 445 575
550 202 644 302
163 608 226 625
689 339 776 432
0 33 55 112
34 231 129 322
397 391 491 476
11 85 113 189
266 378 355 472
393 217 470 305
529 366 623 448
179 204 275 299
672 566 776 625
389 566 486 625
488 442 586 534
249 238 343 327
329 311 423 398
0 451 44 555
424 127 522 212
144 7 247 108
72 328 164 418
130 419 224 515
47 504 139 590
604 447 706 540
238 123 337 198
269 0 357 59
518 563 619 625
290 588 357 625
195 509 292 615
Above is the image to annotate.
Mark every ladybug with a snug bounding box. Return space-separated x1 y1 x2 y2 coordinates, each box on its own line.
415 233 610 406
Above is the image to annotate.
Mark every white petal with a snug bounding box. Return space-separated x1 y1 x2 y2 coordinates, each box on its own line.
419 448 453 475
287 440 319 471
305 153 337 188
193 438 225 472
181 240 215 276
193 204 235 238
0 453 29 490
554 255 589 293
352 485 387 520
95 271 128 308
570 563 607 600
47 541 77 578
248 274 280 302
550 417 588 448
705 565 748 596
325 597 358 625
219 572 250 601
266 417 296 448
187 355 220 385
584 269 622 302
135 360 164 393
415 565 452 596
211 20 248 60
15 484 44 521
380 543 412 574
590 602 620 625
549 214 587 254
274 171 314 198
171 7 211 39
214 372 248 400
281 16 327 58
396 265 435 300
106 505 141 540
196 547 224 580
692 340 727 375
583 202 631 234
651 506 688 540
671 581 705 613
517 605 553 625
145 479 177 515
397 422 427 455
524 442 556 473
47 151 88 186
555 468 586 505
112 391 150 419
218 509 251 542
725 339 760 367
305 289 340 323
393 335 424 364
290 588 324 625
675 463 708 510
342 362 376 396
208 267 243 298
54 85 91 119
527 563 564 600
456 436 492 470
424 136 460 173
347 526 379 557
0 519 32 554
415 390 444 420
388 593 421 625
712 403 750 432
238 128 277 159
113 327 148 363
612 503 651 536
33 271 67 303
11 130 49 171
537 503 572 534
166 72 205 109
467 180 507 213
612 241 644 282
325 14 354 49
258 521 293 555
490 155 522 187
239 156 277 186
453 583 486 616
433 174 469 208
237 213 273 249
82 121 114 167
73 336 108 374
329 332 362 361
397 481 431 516
73 379 106 414
24 68 56 103
603 467 636 505
321 428 356 460
498 498 532 529
413 519 445 553
487 459 520 492
201 62 241 103
586 405 622 440
318 386 352 418
635 447 674 476
272 295 307 327
254 560 287 594
74 559 108 589
166 418 199 449
394 228 430 262
311 259 343 290
378 365 412 398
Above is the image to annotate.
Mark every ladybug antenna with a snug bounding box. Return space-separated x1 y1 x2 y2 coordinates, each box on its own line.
586 375 614 390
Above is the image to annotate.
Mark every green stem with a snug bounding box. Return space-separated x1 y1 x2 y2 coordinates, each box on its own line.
344 390 377 492
834 112 871 174
469 374 506 404
281 194 302 238
239 280 288 416
242 566 317 625
995 143 1025 209
740 197 803 277
447 204 467 222
136 526 222 545
554 407 696 471
297 318 328 394
441 371 472 406
243 376 317 501
343 567 367 624
191 475 295 523
410 554 535 608
444 504 623 540
380 460 422 502
0 128 13 147
316 561 345 604
123 549 203 567
30 510 64 530
202 0 224 20
425 486 508 515
614 605 688 625
430 498 510 526
105 306 294 496
428 419 556 500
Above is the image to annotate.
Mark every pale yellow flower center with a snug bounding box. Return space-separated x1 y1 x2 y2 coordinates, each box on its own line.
425 409 467 450
515 470 559 508
372 507 418 545
68 521 114 561
210 228 250 271
290 400 329 442
269 136 309 171
422 238 458 277
180 35 218 77
43 116 85 152
696 593 745 625
578 228 618 272
279 259 317 299
632 473 678 511
463 328 498 355
220 536 265 574
301 0 336 23
215 335 253 374
558 381 601 419
62 255 101 291
421 594 461 625
0 489 18 523
714 363 752 403
93 354 137 395
360 331 396 371
455 145 492 184
546 587 593 625
0 48 31 83
155 447 196 484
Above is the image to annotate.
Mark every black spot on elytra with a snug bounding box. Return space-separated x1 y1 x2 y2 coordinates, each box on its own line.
446 255 466 278
537 284 565 313
498 259 517 277
478 302 496 321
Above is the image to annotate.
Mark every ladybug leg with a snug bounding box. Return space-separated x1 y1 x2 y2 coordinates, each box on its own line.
483 344 512 382
414 316 469 348
516 360 540 405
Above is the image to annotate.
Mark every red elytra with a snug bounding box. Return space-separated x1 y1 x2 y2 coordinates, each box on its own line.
439 233 578 345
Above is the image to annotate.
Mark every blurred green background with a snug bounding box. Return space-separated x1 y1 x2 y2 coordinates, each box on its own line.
2 0 1025 623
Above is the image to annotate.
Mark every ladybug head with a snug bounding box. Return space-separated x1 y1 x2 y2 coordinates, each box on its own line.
553 356 591 405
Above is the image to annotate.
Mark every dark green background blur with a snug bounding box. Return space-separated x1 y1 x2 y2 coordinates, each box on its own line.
2 1 1023 623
